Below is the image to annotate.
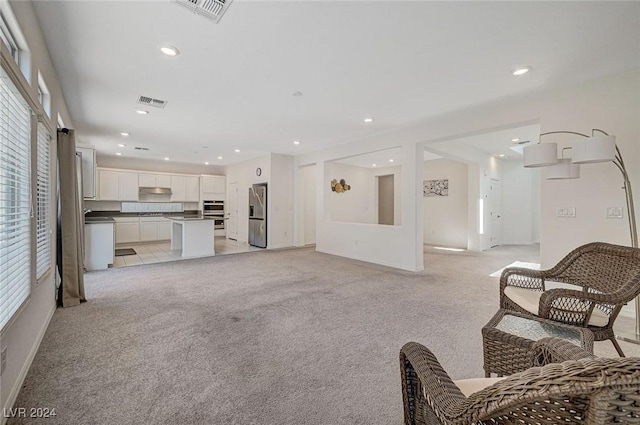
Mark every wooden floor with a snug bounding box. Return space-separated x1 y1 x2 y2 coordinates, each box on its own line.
111 236 262 268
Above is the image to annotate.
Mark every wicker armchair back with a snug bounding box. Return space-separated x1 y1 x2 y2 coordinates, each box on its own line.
400 338 640 425
499 242 640 356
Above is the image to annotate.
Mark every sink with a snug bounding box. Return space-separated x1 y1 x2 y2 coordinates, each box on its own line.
85 217 115 224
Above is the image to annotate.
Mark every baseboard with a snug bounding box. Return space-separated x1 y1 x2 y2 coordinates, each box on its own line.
2 304 56 425
268 243 294 250
318 248 423 272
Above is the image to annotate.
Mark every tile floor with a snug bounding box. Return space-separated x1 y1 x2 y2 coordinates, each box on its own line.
111 237 262 268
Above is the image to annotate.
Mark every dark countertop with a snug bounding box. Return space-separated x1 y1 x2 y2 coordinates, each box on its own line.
85 210 201 219
166 216 215 221
84 217 116 224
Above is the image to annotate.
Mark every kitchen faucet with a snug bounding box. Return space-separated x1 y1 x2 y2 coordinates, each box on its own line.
83 209 92 215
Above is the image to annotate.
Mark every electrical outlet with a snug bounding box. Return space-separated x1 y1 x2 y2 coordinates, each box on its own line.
1 347 7 375
556 207 576 218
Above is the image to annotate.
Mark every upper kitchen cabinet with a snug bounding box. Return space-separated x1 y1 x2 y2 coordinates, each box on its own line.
201 175 225 200
76 145 96 199
139 173 171 188
98 168 139 201
171 175 199 202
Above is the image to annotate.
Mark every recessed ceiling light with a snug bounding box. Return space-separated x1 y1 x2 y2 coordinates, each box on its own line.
136 110 149 115
511 138 520 142
372 163 377 167
120 132 130 136
164 157 170 161
116 152 122 156
364 117 374 123
160 45 180 57
499 154 506 158
117 143 126 147
234 149 240 153
204 161 209 165
217 156 223 160
389 159 394 163
293 140 300 145
292 91 302 97
512 66 531 76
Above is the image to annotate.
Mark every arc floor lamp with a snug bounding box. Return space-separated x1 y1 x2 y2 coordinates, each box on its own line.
524 128 639 342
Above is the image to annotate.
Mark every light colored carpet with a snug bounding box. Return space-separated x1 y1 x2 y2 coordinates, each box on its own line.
10 245 640 424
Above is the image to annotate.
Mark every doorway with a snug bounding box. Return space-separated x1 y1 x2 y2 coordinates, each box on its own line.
490 178 502 247
377 174 394 225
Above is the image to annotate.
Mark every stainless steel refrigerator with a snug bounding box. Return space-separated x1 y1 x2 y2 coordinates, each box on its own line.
248 183 267 248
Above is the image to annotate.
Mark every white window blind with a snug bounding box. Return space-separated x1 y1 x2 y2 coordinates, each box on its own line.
36 122 51 279
1 68 31 331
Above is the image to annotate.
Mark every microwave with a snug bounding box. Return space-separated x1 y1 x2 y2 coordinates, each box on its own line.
203 200 224 216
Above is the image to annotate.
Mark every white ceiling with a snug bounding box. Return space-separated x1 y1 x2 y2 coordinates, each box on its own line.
33 1 640 167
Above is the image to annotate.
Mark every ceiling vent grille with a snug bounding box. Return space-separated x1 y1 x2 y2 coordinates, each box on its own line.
172 0 233 24
137 95 168 109
134 147 150 151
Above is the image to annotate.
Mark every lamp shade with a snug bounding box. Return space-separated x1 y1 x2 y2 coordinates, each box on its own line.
571 135 616 164
546 158 580 180
523 143 558 168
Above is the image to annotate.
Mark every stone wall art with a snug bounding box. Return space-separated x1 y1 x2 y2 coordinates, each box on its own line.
423 179 448 197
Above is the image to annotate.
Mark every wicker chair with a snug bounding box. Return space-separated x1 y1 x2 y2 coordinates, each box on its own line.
499 242 640 356
400 338 640 425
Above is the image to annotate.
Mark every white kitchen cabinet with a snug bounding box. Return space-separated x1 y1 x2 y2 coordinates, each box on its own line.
118 172 139 201
98 170 119 200
201 175 225 201
185 176 200 202
84 221 115 271
139 173 172 188
99 169 139 201
157 220 171 240
140 222 158 241
171 175 186 202
115 218 140 244
139 173 156 187
77 146 96 199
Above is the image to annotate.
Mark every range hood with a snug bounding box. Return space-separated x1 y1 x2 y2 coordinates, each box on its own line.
139 187 172 196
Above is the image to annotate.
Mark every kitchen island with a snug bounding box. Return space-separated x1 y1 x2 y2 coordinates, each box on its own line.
167 216 216 258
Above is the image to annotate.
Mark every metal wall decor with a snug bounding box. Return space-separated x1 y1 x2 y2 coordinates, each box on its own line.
423 179 448 197
331 178 351 193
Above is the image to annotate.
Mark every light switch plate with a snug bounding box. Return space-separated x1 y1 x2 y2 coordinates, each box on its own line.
606 207 623 219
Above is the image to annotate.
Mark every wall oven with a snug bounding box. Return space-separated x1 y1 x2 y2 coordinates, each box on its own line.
203 200 225 230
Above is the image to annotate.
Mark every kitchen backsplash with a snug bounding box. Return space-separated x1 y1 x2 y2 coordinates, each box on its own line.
85 201 200 212
122 202 183 213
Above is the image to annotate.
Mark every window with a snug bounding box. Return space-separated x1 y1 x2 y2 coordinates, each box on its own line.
36 123 51 279
37 72 51 117
0 68 32 331
0 12 19 63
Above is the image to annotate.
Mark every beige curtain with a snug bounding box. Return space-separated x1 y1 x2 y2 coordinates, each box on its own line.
57 129 85 307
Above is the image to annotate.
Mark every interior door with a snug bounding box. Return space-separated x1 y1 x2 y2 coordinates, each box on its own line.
227 182 238 240
490 178 502 248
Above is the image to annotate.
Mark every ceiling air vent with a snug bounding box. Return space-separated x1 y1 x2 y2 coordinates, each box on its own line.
134 147 150 151
173 0 233 24
137 95 168 109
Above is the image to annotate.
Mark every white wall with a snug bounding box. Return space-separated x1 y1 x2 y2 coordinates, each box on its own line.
0 1 72 419
502 160 540 245
269 154 294 249
299 164 317 245
328 163 377 224
423 159 468 248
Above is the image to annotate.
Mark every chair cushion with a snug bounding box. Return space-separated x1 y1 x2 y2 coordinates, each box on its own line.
453 378 504 397
503 286 609 327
